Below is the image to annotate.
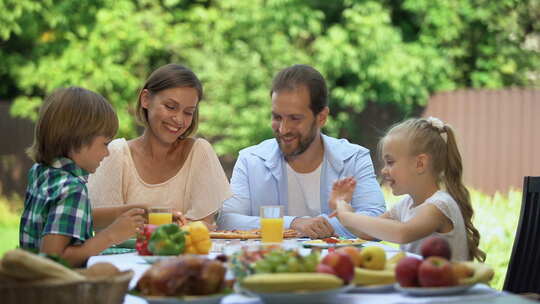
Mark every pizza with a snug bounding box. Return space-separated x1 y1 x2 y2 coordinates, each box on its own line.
210 229 298 239
303 237 366 247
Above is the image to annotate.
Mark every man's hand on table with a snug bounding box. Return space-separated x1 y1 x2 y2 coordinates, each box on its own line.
291 216 335 239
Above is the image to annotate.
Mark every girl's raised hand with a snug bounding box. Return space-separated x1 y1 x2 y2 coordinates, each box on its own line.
330 177 357 207
328 177 356 218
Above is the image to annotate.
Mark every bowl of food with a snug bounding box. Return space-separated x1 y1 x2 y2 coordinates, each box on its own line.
132 254 231 303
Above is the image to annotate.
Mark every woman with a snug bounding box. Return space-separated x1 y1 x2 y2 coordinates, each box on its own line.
88 64 231 229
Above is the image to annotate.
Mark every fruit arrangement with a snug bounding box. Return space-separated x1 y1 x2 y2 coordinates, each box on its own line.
233 247 354 293
230 247 320 281
241 273 343 293
136 221 211 256
395 236 494 288
333 246 406 286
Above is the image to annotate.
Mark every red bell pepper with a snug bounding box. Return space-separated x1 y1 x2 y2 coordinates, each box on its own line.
136 224 158 256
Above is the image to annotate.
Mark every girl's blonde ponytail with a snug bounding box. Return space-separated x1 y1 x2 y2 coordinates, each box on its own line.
443 126 486 262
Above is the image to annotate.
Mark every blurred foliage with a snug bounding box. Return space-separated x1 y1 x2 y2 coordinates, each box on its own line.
383 187 522 290
0 194 21 256
1 0 539 156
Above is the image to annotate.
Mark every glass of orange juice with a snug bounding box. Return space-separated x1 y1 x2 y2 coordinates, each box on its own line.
148 207 173 226
260 206 284 243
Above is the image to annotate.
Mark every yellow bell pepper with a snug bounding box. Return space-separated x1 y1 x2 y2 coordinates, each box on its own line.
181 221 212 254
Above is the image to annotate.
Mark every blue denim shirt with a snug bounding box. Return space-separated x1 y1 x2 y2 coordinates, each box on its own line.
217 134 386 238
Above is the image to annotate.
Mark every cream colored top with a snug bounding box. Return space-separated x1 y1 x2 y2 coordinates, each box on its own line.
388 191 470 261
88 138 232 220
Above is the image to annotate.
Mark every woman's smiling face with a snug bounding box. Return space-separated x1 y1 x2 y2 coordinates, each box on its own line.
141 87 199 144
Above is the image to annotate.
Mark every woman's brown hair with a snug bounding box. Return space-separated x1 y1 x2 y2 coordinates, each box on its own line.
27 87 118 165
135 64 203 139
383 117 486 262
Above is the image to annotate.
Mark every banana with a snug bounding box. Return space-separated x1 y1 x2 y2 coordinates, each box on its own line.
241 273 343 293
353 251 406 286
387 251 406 266
454 262 494 285
354 267 396 286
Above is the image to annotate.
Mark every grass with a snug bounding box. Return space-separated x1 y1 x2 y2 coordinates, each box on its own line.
0 194 21 256
0 188 521 290
382 187 521 290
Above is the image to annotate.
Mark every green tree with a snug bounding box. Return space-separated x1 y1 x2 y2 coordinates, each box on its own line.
3 0 538 157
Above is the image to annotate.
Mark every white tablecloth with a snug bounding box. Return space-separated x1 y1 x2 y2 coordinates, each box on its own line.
88 241 502 304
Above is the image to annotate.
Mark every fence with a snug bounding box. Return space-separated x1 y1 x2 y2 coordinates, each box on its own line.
423 89 540 195
0 102 34 198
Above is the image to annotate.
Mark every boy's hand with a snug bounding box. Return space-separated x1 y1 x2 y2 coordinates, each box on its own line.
106 208 146 244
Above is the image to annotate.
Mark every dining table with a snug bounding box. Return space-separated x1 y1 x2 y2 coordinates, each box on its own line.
88 239 512 304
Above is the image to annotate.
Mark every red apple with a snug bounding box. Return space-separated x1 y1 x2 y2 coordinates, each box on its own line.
316 263 337 276
336 246 363 267
395 257 422 287
320 252 354 284
420 236 451 260
418 256 457 287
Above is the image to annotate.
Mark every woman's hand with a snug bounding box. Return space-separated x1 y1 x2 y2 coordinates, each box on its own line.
200 220 217 231
172 210 188 226
185 213 217 231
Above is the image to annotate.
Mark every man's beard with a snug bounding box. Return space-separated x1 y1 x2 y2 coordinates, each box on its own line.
276 121 318 160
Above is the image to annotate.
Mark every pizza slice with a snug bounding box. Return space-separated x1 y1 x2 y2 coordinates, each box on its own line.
210 229 297 239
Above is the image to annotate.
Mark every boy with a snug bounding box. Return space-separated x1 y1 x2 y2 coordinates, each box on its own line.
19 87 146 267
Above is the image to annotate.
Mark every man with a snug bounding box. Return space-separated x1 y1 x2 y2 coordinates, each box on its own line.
218 64 385 238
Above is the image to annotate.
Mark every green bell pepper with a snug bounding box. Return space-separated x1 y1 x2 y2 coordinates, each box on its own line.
148 224 187 255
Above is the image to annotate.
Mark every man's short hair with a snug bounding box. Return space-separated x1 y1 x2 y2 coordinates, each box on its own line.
28 87 118 165
270 64 328 115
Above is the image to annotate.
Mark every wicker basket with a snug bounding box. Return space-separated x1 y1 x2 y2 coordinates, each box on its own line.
0 270 133 304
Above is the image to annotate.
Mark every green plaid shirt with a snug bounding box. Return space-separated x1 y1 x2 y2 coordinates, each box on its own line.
19 157 94 250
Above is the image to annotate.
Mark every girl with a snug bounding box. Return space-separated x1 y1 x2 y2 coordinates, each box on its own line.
330 117 485 261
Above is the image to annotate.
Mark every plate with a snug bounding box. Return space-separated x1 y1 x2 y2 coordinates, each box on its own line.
236 283 353 304
140 255 177 264
132 293 226 304
394 283 475 296
302 239 366 249
349 283 395 293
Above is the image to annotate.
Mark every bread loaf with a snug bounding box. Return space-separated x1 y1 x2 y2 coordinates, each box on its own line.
1 249 85 281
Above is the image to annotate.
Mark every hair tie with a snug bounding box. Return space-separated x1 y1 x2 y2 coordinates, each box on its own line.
426 116 447 143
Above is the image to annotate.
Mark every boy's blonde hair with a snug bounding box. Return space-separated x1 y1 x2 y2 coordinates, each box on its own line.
381 117 486 262
28 87 118 165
